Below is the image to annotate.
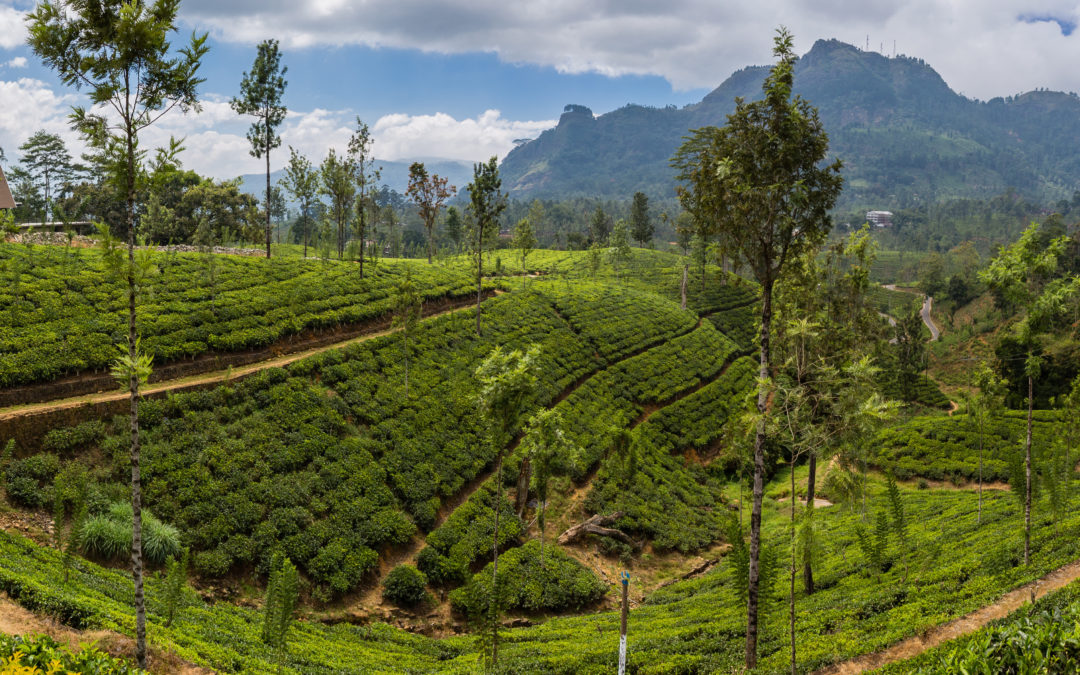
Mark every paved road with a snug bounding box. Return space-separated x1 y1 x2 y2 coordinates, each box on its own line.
883 284 940 342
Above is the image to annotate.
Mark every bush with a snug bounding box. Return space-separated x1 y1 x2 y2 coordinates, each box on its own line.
0 634 140 674
449 540 605 616
4 454 60 508
78 502 181 567
382 564 428 607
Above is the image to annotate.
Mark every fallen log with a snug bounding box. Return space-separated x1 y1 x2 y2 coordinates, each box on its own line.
557 512 637 548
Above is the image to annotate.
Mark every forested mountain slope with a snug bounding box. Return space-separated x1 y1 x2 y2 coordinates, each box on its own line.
500 39 1080 209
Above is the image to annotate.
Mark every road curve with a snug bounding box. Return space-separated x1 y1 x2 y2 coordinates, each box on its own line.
883 284 940 342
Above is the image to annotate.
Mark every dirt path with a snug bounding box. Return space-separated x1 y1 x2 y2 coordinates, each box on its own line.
813 557 1080 674
0 302 480 423
0 593 210 674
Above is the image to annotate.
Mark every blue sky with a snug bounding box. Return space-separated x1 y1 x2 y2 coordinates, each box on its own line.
3 0 1080 180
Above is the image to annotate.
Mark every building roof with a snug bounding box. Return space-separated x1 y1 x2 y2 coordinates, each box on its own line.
0 167 14 210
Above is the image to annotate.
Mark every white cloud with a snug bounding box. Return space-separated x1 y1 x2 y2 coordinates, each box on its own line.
0 77 551 179
373 110 554 163
0 4 27 50
4 56 27 68
178 0 1080 100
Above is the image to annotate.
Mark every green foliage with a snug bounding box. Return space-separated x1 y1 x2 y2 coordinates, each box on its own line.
4 454 60 509
449 540 605 616
873 411 1059 482
261 553 299 650
0 634 141 674
0 244 486 387
162 547 189 628
382 564 429 608
78 502 179 567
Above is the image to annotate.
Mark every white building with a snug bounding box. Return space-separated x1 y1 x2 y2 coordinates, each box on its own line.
866 210 894 228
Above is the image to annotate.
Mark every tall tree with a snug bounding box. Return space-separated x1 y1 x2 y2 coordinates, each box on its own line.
672 28 842 668
629 191 653 246
466 157 507 336
521 407 574 565
28 1 207 667
406 161 455 264
347 119 379 276
475 345 540 667
445 205 463 252
972 362 1006 524
19 130 74 225
279 146 318 258
589 205 611 245
980 222 1079 565
231 39 287 259
319 148 355 260
512 217 536 287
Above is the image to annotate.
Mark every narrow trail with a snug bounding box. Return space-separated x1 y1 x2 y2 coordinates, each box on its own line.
0 300 481 423
813 556 1080 674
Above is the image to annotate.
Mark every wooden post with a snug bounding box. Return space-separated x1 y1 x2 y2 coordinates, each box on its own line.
619 571 630 675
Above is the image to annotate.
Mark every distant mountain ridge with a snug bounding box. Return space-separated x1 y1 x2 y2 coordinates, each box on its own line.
499 39 1080 208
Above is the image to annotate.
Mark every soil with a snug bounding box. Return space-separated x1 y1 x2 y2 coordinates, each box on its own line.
813 557 1080 674
0 593 211 674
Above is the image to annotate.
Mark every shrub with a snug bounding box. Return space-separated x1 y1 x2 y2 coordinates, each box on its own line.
382 564 429 607
0 634 140 674
78 502 181 567
5 454 60 508
449 540 605 616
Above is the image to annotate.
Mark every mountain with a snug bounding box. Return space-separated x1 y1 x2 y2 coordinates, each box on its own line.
238 158 474 206
499 39 1080 209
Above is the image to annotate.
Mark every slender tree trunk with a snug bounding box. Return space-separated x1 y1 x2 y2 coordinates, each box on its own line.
126 118 147 671
978 412 984 524
803 453 816 594
476 224 483 337
265 141 271 259
303 206 308 259
746 277 773 670
403 330 409 398
680 264 688 310
43 170 50 227
1025 374 1033 566
490 446 502 666
427 223 433 264
789 458 796 675
515 456 530 519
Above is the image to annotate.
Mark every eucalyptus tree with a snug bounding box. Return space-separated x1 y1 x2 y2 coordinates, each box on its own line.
406 161 455 264
319 148 355 260
979 222 1079 565
520 407 575 566
466 157 507 336
347 119 380 276
231 38 287 258
512 217 536 287
971 362 1006 524
671 28 842 668
19 130 75 225
475 345 540 666
279 146 318 258
28 0 208 666
629 191 652 246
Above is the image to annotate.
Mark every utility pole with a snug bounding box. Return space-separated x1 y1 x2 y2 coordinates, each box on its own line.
619 571 630 675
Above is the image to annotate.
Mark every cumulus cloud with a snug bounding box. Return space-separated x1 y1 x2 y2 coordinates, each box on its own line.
4 56 26 68
0 78 551 179
179 0 1080 99
0 3 27 50
373 110 554 162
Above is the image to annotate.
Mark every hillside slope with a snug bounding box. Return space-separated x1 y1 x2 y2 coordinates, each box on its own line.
500 39 1080 208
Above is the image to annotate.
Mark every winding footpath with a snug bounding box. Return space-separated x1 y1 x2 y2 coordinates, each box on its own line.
814 556 1080 674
